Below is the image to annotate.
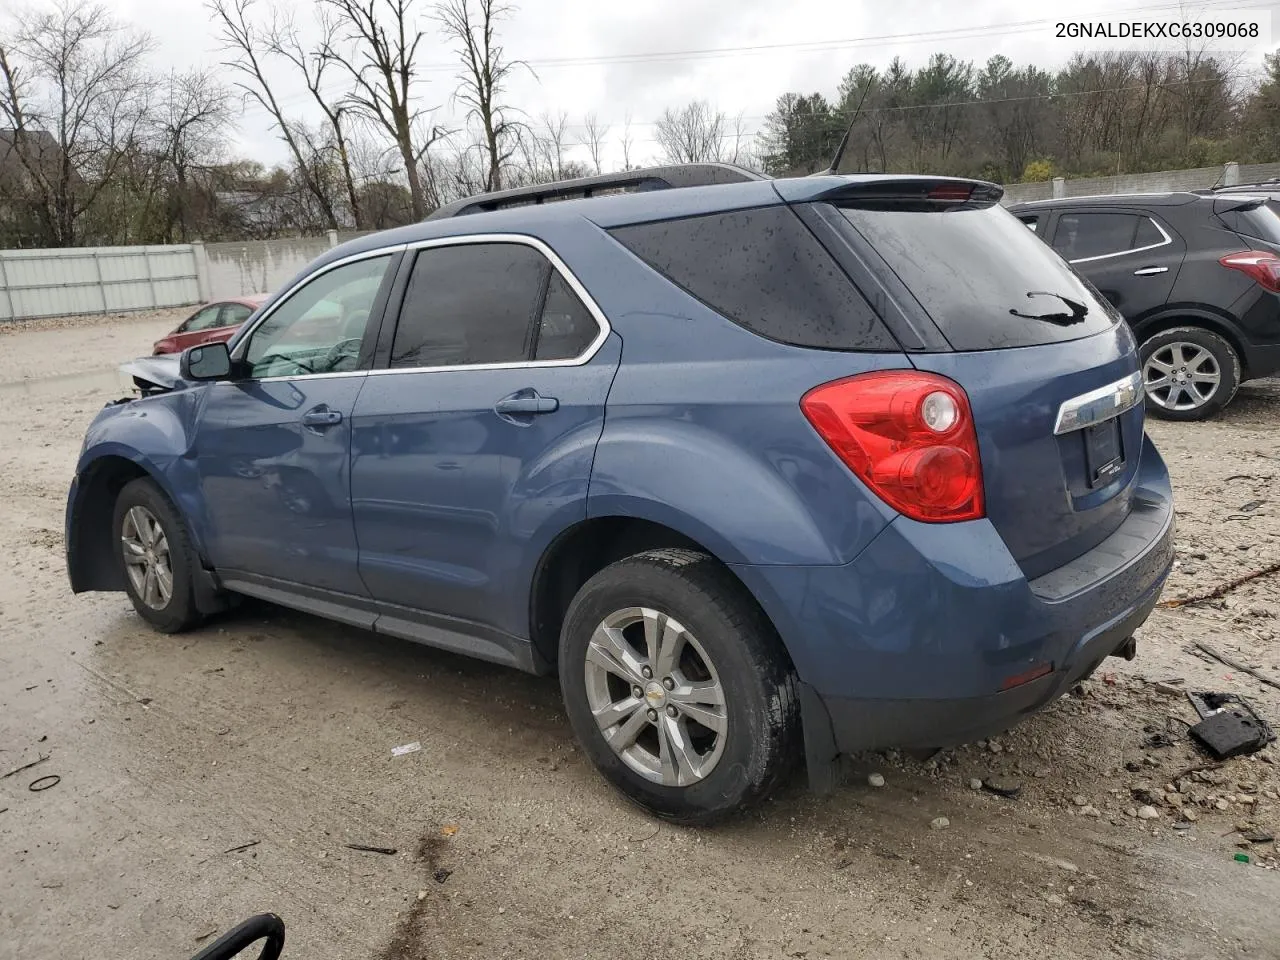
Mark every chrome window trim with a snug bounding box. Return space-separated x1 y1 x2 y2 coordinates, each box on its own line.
224 234 611 383
1053 370 1143 435
368 233 612 377
1064 216 1172 265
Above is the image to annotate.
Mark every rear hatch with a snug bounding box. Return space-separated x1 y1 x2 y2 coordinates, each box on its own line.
805 180 1144 579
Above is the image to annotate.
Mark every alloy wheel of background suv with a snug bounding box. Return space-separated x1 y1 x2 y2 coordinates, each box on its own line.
1138 326 1241 421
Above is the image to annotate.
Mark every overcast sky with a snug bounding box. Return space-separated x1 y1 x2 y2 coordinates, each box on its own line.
92 0 1278 170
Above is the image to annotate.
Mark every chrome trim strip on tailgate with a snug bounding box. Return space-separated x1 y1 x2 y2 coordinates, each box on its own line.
1053 371 1143 435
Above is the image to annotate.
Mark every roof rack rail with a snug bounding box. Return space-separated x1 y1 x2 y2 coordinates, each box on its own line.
424 162 768 220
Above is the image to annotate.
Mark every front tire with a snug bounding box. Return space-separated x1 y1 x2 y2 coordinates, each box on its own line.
558 548 800 825
1140 326 1240 421
113 477 205 633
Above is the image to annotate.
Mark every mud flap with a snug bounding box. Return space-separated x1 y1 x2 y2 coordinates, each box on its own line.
798 681 841 794
193 565 230 616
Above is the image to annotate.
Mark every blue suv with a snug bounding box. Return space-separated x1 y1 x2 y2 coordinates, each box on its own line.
66 164 1175 823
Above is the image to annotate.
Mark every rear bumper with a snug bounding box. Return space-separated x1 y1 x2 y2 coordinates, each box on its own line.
818 562 1164 752
1242 340 1280 380
731 433 1174 757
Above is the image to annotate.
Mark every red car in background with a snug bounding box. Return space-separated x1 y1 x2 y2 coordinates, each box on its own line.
151 295 268 355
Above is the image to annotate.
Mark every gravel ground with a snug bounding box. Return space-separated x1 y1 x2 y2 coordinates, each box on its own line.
1 311 1279 960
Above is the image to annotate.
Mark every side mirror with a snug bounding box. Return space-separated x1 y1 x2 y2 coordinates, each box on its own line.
181 341 232 381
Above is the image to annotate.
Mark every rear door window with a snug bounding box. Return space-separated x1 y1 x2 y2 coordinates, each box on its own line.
391 244 549 368
836 203 1118 351
388 242 603 369
1051 213 1140 261
609 206 895 351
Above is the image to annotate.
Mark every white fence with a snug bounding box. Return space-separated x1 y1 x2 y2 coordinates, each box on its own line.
0 245 202 321
0 230 371 322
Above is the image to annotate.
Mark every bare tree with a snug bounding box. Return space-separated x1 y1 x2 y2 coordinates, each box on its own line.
209 0 341 229
154 69 230 240
538 109 570 179
727 111 755 167
267 8 362 227
620 111 634 169
434 0 526 192
655 100 726 164
577 111 609 174
320 0 448 218
0 0 152 246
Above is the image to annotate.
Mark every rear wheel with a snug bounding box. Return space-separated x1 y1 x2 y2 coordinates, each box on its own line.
558 548 800 824
1139 326 1240 421
113 478 205 633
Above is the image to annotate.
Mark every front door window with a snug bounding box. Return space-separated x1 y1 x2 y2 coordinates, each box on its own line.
243 255 391 378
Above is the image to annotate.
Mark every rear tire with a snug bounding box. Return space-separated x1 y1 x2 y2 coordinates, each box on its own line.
558 548 800 825
1139 326 1240 421
113 478 205 633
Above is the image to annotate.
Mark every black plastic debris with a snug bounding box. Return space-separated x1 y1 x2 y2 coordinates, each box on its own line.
1186 691 1275 760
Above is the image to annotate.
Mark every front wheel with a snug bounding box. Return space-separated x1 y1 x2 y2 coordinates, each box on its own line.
1139 326 1240 421
558 549 800 825
113 477 206 633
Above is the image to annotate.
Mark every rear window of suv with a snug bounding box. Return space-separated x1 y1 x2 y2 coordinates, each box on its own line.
836 203 1119 352
609 206 896 351
1218 203 1280 245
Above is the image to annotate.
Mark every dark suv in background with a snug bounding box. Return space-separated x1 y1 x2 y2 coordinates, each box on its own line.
1010 192 1280 420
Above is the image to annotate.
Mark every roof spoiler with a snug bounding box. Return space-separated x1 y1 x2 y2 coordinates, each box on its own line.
424 163 768 221
1212 195 1268 215
801 177 1004 207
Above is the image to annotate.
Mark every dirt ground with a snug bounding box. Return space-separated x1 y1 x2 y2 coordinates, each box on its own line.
2 310 1279 960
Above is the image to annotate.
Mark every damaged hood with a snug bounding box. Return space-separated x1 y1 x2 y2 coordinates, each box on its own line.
119 354 188 395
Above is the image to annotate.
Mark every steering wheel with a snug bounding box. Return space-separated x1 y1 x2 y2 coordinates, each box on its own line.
318 337 363 373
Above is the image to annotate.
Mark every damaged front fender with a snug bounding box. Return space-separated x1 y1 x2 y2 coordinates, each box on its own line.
118 353 189 397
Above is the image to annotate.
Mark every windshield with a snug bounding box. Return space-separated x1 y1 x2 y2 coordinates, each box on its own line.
837 203 1119 351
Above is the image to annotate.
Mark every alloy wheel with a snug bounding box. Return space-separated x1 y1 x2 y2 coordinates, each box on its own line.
1143 341 1221 412
120 505 173 610
582 606 728 787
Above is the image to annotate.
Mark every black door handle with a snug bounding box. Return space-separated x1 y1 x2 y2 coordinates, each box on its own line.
302 407 343 427
494 390 559 416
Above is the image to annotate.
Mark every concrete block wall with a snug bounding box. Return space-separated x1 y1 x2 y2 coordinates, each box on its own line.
1003 161 1280 205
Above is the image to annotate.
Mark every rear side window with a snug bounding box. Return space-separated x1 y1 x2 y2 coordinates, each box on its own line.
390 242 603 368
534 273 599 360
1219 204 1280 245
837 203 1117 351
1134 217 1165 247
1049 212 1168 261
392 244 548 368
1051 213 1138 260
609 206 895 351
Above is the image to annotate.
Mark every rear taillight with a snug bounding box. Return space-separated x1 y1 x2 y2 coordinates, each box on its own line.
801 371 985 523
1219 250 1280 293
